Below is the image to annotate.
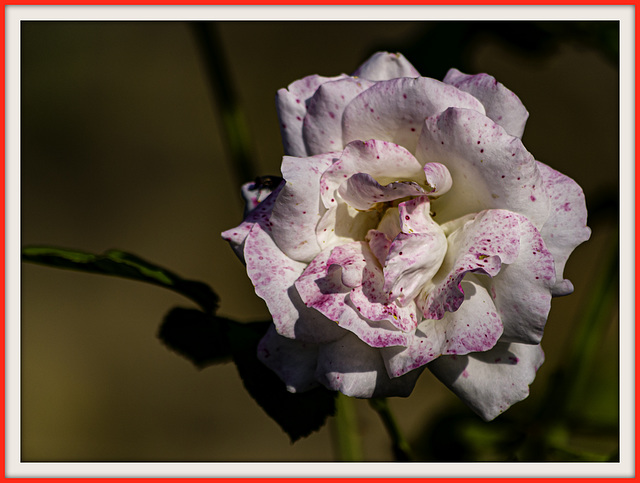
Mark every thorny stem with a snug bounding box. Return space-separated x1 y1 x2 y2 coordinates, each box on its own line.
369 398 414 461
333 393 363 461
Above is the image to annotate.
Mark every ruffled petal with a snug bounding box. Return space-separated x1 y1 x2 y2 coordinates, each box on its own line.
245 223 345 343
342 77 486 153
276 73 348 156
295 248 409 348
428 342 545 421
443 68 529 138
221 181 284 261
303 77 375 155
489 215 556 344
315 332 424 398
423 162 453 198
382 280 503 377
415 107 550 229
257 325 320 393
537 161 591 296
338 173 426 211
420 210 521 320
270 152 338 263
316 199 381 253
351 51 421 81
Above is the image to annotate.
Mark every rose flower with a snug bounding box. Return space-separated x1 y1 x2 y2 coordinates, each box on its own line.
223 52 590 420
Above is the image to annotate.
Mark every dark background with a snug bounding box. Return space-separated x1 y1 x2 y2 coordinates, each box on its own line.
21 21 620 461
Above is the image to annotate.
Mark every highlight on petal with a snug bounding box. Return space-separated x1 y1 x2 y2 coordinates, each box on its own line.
270 152 338 263
536 161 591 296
420 209 521 320
342 77 486 153
316 332 424 398
276 73 348 156
257 325 321 393
443 68 529 138
415 107 550 229
245 223 345 344
428 342 545 421
383 280 503 377
351 51 421 81
303 77 374 155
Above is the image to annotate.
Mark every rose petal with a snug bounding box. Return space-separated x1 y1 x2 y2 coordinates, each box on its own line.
270 152 338 263
342 77 486 153
315 332 424 398
443 68 529 138
415 107 550 229
428 342 545 421
245 223 345 343
221 181 284 261
351 51 421 81
276 73 348 156
420 209 521 320
423 162 453 198
295 248 409 348
383 280 503 377
320 139 424 210
537 161 591 296
303 77 375 155
490 215 556 344
257 325 320 393
338 173 426 211
316 199 381 253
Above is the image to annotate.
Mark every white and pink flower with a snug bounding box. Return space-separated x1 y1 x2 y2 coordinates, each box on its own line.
223 52 590 420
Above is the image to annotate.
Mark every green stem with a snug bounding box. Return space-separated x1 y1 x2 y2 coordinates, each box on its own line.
190 22 257 190
333 393 363 461
369 398 414 461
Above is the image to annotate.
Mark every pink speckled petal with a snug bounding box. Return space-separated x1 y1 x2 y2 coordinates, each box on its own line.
315 332 424 398
303 77 375 155
295 248 409 348
366 229 391 266
384 196 447 305
351 51 421 81
415 108 549 229
443 68 529 138
420 209 521 320
244 223 345 344
270 152 338 263
276 73 348 156
257 325 320 393
338 173 426 211
428 342 545 421
342 77 486 153
490 215 556 344
221 181 284 261
320 139 424 209
423 162 453 198
537 161 591 296
382 280 503 377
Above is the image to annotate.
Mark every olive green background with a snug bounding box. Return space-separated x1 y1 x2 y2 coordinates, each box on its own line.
21 21 620 461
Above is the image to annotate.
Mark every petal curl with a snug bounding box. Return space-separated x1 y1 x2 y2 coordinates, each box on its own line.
315 332 424 398
428 342 545 421
342 77 486 153
443 68 529 138
537 161 591 296
276 73 348 156
382 280 503 377
303 77 375 155
420 209 521 320
245 223 345 344
415 108 549 229
270 152 338 263
351 51 420 81
257 325 320 393
338 173 426 211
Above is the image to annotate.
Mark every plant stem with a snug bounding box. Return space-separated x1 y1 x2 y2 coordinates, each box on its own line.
369 398 414 461
333 393 363 461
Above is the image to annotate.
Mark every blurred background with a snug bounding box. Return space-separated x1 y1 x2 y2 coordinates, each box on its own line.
21 20 620 462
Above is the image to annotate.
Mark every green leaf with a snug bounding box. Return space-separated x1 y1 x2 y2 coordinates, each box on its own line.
157 307 233 368
226 321 337 442
22 246 219 313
